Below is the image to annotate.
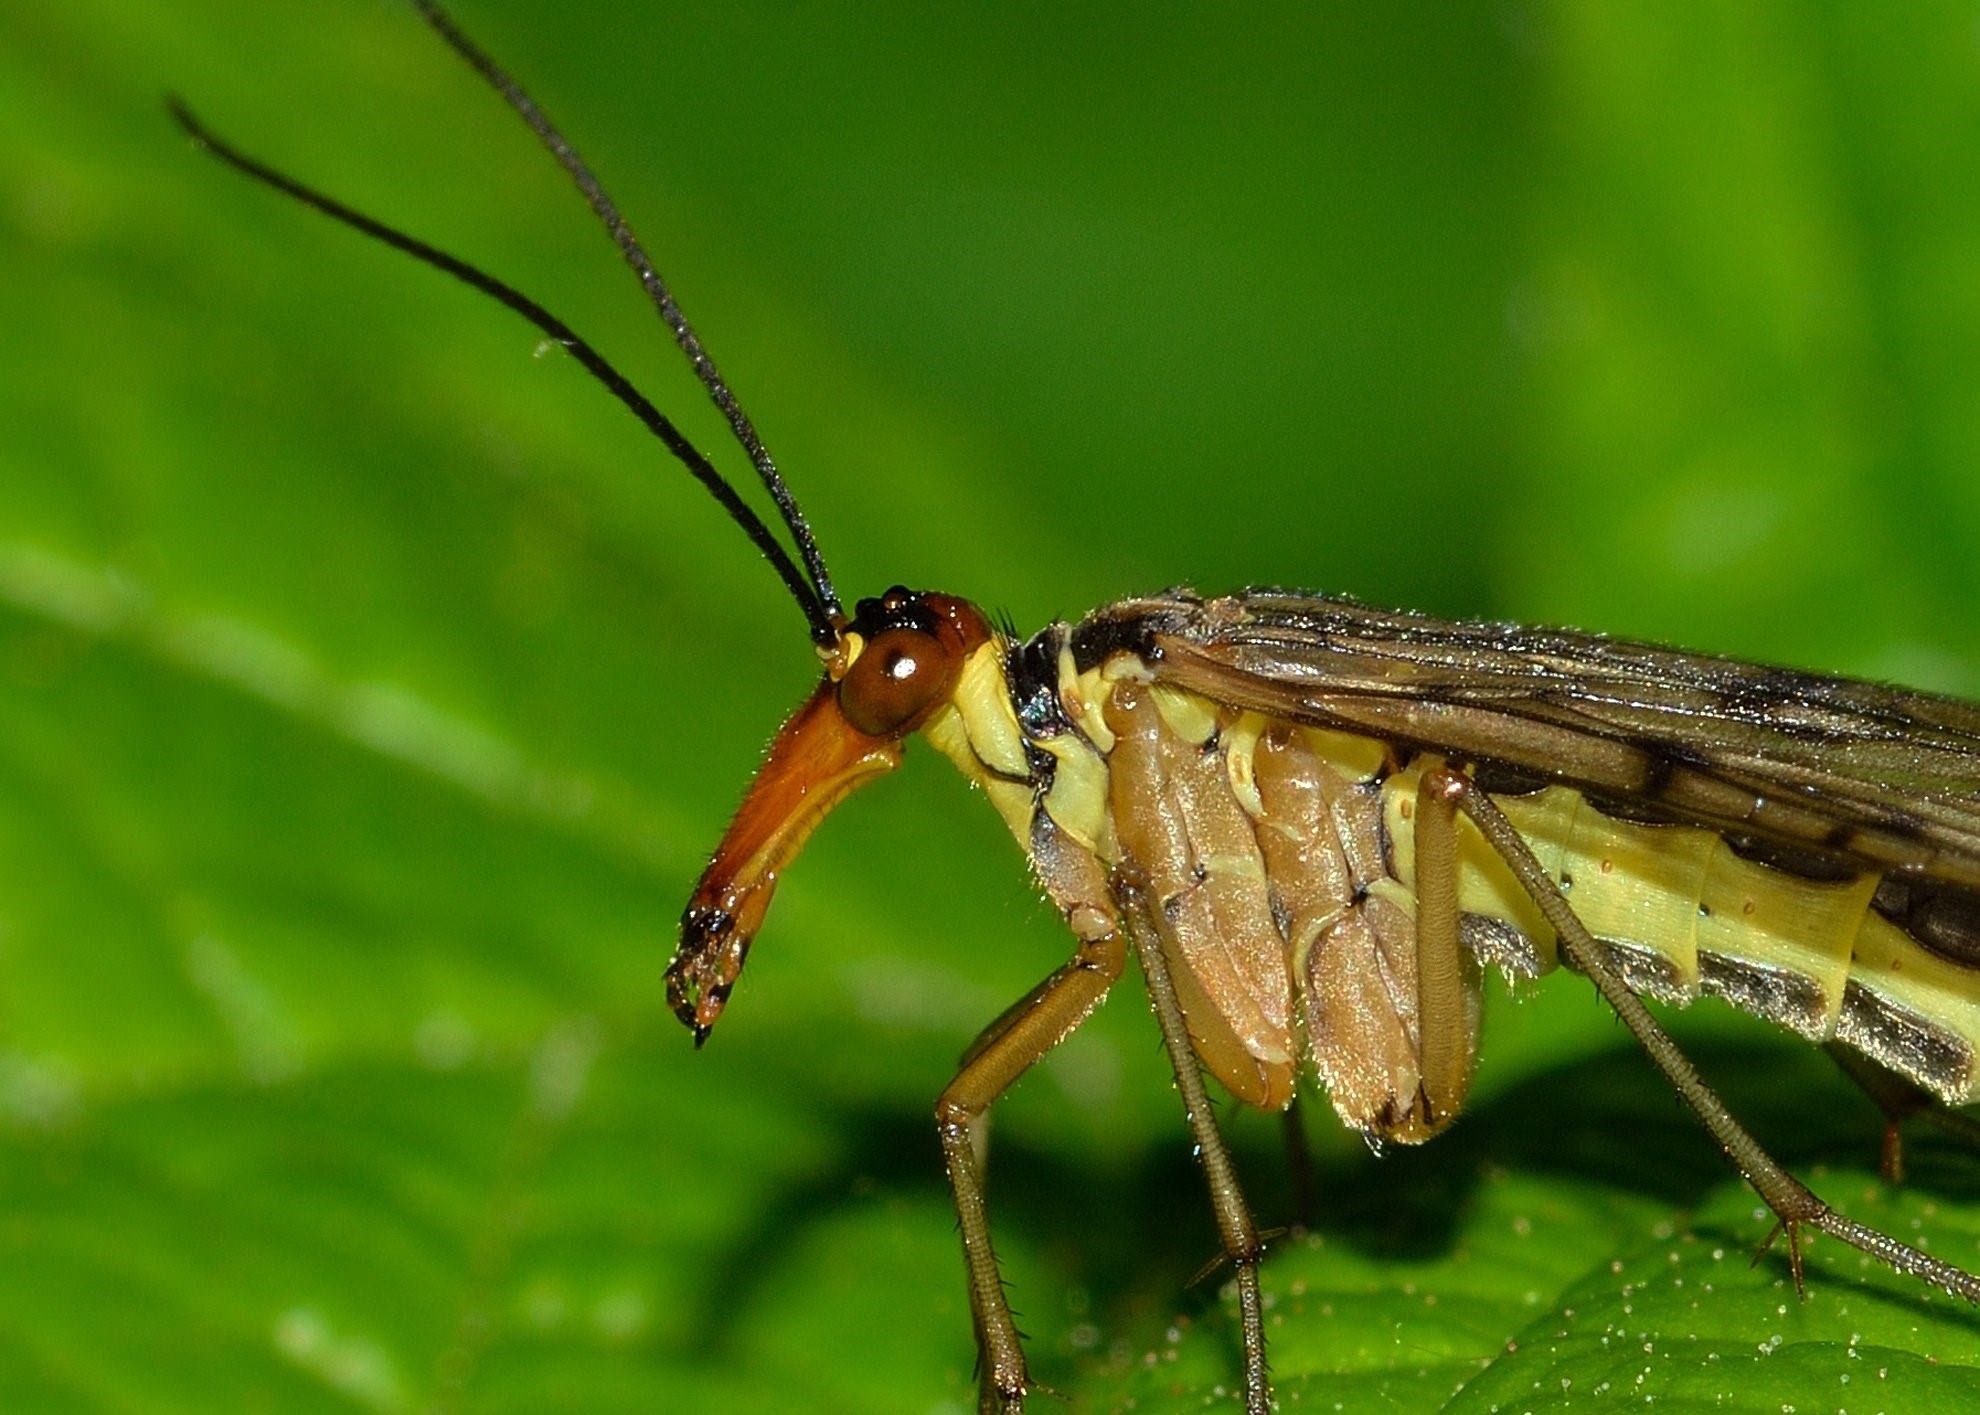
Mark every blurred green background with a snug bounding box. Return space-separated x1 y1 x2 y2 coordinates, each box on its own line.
4 2 1980 1410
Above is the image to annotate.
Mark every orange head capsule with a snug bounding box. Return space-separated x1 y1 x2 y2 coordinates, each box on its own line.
666 588 992 1043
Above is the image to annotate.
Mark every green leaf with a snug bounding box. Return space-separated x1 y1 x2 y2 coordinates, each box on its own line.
1087 1036 1980 1411
3 2 1979 1411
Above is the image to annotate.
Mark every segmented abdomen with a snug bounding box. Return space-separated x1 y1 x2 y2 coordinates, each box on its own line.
1376 764 1980 1104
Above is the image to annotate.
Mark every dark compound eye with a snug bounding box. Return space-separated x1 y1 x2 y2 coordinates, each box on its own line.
838 627 952 737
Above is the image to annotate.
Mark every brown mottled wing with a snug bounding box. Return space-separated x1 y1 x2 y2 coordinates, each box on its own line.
1074 590 1980 890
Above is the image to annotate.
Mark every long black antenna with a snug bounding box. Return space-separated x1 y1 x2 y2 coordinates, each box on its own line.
412 0 841 621
168 98 837 646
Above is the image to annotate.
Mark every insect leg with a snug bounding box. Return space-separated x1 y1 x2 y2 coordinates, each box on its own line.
1117 879 1273 1415
958 967 1073 1070
1428 766 1980 1304
937 933 1125 1414
1413 769 1479 1128
1826 1042 1980 1184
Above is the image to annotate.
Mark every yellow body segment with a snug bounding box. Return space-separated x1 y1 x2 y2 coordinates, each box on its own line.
1845 912 1980 1091
923 641 1035 846
1693 853 1872 1038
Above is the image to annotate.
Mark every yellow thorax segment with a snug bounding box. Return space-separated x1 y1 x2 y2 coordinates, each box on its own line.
922 639 1130 863
921 641 1035 847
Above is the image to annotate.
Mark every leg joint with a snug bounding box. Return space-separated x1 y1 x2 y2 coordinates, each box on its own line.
1227 1237 1264 1268
1419 763 1470 802
1075 928 1127 976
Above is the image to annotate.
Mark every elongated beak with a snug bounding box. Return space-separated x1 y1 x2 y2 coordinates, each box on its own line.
666 677 904 1042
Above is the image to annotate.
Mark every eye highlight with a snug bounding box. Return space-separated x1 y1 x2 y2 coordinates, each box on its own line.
838 627 953 737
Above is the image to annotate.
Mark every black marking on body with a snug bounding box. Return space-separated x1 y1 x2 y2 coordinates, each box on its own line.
1838 980 1973 1100
1022 739 1057 792
1585 791 1686 827
1472 762 1548 797
1009 627 1071 740
850 584 944 636
1459 914 1543 980
1068 598 1191 672
974 754 1034 788
1724 832 1861 883
1565 936 1689 1004
1697 952 1828 1038
1634 746 1679 798
1873 877 1980 969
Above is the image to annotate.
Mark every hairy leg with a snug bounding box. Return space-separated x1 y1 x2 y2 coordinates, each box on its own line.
938 932 1125 1413
1117 878 1273 1415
